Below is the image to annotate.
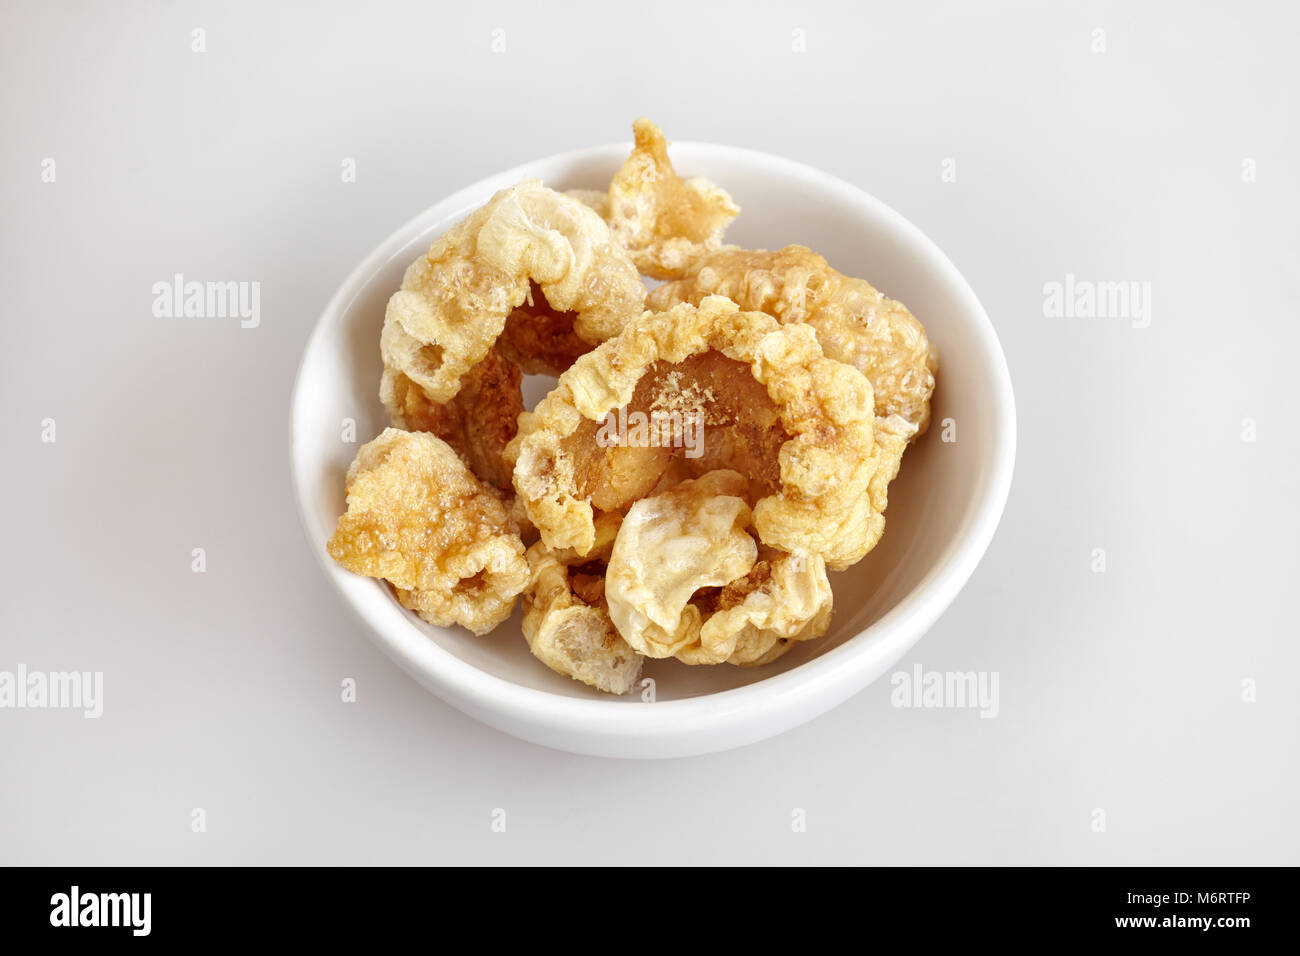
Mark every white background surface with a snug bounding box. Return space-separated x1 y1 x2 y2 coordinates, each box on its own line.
2 0 1296 864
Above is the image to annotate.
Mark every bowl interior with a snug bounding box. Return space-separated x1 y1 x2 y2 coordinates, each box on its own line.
294 145 1004 704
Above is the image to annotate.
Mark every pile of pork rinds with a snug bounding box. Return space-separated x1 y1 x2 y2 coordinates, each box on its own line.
328 118 938 695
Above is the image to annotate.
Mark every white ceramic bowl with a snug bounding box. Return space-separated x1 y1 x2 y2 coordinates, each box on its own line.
290 141 1016 759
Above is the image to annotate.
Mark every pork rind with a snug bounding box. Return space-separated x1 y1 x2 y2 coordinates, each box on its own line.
563 188 610 219
510 295 896 570
603 118 739 280
495 282 597 376
381 346 523 492
648 245 938 434
703 547 834 667
521 513 643 694
381 180 645 403
327 428 528 635
605 471 755 659
604 471 833 665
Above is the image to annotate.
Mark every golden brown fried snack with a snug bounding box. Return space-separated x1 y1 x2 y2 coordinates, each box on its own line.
381 347 524 491
605 470 756 659
521 513 643 694
509 296 900 570
327 428 528 635
563 188 609 219
603 118 739 280
604 471 832 665
698 547 833 667
381 180 645 403
495 282 596 376
647 245 938 434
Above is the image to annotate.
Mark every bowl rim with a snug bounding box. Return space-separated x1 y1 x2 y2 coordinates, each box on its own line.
290 139 1017 748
